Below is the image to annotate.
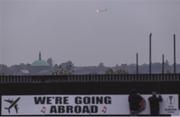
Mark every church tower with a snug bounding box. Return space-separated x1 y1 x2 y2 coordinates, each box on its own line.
39 51 42 61
31 52 50 75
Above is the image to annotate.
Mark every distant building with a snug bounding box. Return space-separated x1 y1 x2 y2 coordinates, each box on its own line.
47 58 53 67
30 52 51 75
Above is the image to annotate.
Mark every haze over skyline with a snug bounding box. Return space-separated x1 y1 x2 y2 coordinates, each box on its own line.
0 0 180 66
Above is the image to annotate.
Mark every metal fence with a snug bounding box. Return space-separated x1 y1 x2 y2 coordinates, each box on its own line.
0 74 180 84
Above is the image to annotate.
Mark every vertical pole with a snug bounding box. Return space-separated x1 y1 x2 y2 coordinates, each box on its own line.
173 34 176 74
136 53 139 74
162 54 164 74
149 33 152 74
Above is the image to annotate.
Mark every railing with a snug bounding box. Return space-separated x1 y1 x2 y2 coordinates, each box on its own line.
0 74 180 84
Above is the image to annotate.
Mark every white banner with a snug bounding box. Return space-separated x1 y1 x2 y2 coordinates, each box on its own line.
1 94 179 115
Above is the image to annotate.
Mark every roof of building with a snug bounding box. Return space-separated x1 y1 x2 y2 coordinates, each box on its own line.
31 60 50 67
31 52 50 67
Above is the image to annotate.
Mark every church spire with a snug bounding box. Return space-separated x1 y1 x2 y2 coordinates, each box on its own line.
39 51 42 61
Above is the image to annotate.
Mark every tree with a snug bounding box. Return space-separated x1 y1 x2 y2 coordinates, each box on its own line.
114 69 128 74
166 69 172 74
105 68 128 74
98 62 105 68
47 58 53 67
0 64 9 75
53 61 74 75
105 68 114 74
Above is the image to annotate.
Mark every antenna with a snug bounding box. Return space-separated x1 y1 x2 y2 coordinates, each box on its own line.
173 34 176 74
136 53 139 74
149 33 152 74
162 54 164 74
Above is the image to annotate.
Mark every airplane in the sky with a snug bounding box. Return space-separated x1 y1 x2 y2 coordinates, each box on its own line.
4 97 20 114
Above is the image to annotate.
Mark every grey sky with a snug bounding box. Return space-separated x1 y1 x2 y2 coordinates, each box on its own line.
0 0 180 66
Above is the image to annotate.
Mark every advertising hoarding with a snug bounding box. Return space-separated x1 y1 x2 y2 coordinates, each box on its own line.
1 94 179 115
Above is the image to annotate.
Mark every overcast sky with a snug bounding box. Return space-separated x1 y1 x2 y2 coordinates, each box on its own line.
0 0 180 66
